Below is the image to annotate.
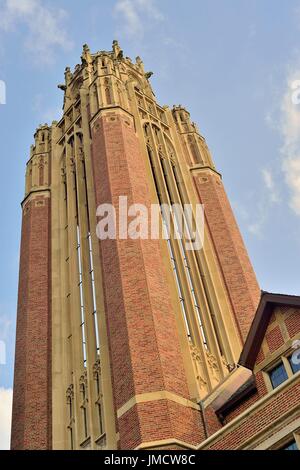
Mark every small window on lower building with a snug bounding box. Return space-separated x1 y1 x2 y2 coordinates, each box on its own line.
288 354 300 375
269 362 288 389
280 440 298 450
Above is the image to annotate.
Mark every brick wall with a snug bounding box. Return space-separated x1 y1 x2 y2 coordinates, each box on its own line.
119 400 204 449
11 196 52 450
204 304 300 448
206 380 300 449
285 308 300 338
266 325 284 353
221 390 260 424
205 405 223 436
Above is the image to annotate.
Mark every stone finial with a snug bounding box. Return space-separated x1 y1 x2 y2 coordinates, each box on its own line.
112 39 123 59
136 56 144 71
81 44 92 67
64 67 72 86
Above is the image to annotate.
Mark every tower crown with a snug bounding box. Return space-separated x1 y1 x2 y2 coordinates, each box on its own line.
57 41 155 113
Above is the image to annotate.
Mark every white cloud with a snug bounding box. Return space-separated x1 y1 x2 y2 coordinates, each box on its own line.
247 200 268 238
234 170 281 238
233 199 267 239
279 69 300 215
0 0 73 63
0 388 12 450
262 168 280 203
114 0 163 38
0 315 12 342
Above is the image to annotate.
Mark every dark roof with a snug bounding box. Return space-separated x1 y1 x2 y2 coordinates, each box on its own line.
239 292 300 370
216 376 256 419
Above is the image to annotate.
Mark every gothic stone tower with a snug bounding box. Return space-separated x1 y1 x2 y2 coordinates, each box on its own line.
11 42 260 450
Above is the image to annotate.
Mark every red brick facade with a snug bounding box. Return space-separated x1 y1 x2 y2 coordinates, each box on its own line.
207 381 300 450
11 196 52 450
203 299 300 450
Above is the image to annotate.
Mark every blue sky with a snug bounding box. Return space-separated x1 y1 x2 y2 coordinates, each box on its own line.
0 0 300 449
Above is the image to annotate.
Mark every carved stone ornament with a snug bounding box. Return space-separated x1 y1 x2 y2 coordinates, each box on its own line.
66 384 74 401
93 359 101 380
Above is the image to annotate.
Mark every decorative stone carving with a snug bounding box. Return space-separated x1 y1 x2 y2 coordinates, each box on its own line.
206 350 220 383
93 359 101 380
69 157 76 174
79 371 88 404
78 146 84 162
189 342 208 393
61 166 66 183
66 384 74 402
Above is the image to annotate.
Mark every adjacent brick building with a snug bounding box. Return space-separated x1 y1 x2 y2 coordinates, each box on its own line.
11 42 300 450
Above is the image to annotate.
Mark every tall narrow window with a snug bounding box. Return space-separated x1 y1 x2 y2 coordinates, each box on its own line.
94 84 99 109
81 147 100 356
77 225 87 367
39 164 44 186
80 379 89 439
269 362 288 389
66 386 74 450
146 143 191 339
94 361 104 436
105 87 112 105
27 165 33 193
88 233 100 355
189 136 203 165
158 142 208 349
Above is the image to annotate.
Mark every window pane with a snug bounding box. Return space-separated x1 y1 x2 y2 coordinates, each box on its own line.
269 362 288 389
280 440 298 450
289 354 300 374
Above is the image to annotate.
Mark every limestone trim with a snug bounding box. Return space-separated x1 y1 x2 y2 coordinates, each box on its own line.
117 391 200 419
21 188 51 207
252 415 300 450
189 165 222 179
241 406 300 449
203 365 252 409
135 439 198 450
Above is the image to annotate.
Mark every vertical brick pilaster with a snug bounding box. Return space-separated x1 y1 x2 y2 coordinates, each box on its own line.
194 172 260 341
11 195 52 450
